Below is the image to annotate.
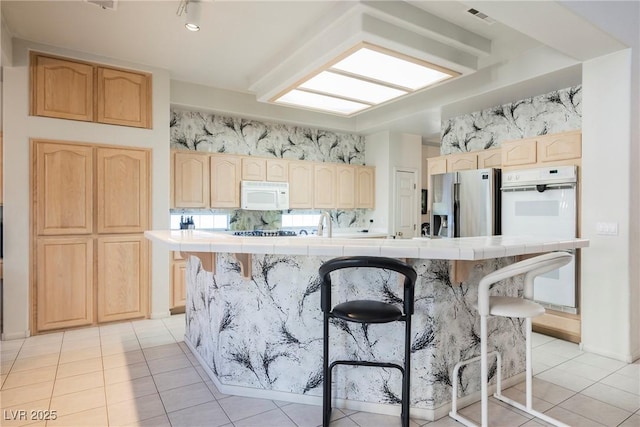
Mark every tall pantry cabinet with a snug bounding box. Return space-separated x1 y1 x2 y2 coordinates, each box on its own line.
33 140 150 332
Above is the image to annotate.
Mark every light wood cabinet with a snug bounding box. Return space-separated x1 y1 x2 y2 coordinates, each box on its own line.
35 142 93 235
36 237 94 331
447 152 478 171
289 161 314 208
314 164 336 209
171 261 187 308
537 131 582 163
31 54 94 122
356 166 375 209
97 235 148 323
477 148 502 168
30 52 152 129
173 152 210 208
427 156 447 179
32 139 151 333
96 67 151 129
502 138 537 166
336 165 356 209
266 159 289 182
241 157 266 181
97 147 149 233
210 154 241 208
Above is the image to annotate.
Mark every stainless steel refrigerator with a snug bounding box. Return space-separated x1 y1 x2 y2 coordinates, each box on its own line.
430 168 501 238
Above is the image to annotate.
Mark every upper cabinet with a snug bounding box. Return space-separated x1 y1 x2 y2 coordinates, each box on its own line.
502 138 537 166
32 55 94 122
288 161 314 209
447 152 477 171
266 159 288 182
314 164 336 209
356 166 375 209
171 150 375 210
30 52 152 129
502 131 581 168
173 152 210 208
537 131 582 163
96 67 151 129
210 154 241 208
477 148 502 169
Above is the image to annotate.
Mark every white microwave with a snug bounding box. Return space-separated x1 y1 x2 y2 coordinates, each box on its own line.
241 181 290 211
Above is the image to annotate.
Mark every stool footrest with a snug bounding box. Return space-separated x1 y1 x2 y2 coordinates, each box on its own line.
330 359 404 373
493 393 570 427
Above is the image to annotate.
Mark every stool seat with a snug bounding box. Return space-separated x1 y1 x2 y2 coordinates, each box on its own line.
489 296 545 318
332 300 403 323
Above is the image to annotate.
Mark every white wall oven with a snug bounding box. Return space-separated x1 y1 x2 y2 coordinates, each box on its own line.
501 166 578 312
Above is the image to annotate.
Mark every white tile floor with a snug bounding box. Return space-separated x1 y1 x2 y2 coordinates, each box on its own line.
0 315 638 427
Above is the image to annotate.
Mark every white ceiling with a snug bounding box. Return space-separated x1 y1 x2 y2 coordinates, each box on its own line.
0 1 626 141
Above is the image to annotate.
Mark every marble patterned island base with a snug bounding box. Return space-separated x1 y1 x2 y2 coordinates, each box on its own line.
183 252 531 421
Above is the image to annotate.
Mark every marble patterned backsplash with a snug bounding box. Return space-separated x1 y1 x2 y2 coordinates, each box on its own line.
441 85 582 155
169 108 370 231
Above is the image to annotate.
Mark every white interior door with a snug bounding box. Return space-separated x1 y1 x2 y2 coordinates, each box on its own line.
394 170 417 239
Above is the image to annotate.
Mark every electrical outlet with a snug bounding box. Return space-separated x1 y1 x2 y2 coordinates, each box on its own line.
596 222 619 236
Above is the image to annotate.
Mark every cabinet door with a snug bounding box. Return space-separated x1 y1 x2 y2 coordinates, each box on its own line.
447 152 478 171
502 139 537 166
538 131 582 163
211 154 241 208
288 162 314 208
356 166 375 209
96 67 151 129
173 152 210 208
427 156 447 176
477 148 502 168
241 157 266 181
314 164 336 209
32 54 94 122
35 141 93 235
266 159 289 182
171 261 187 308
36 237 94 331
336 165 356 209
97 235 149 322
97 147 150 233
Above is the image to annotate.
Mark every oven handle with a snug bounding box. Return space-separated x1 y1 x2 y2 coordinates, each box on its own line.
501 183 576 192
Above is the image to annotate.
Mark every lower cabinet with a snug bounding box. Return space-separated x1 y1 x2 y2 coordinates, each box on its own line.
97 235 149 323
36 237 94 331
171 261 187 309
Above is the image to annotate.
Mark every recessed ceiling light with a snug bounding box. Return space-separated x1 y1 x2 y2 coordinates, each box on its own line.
272 43 459 116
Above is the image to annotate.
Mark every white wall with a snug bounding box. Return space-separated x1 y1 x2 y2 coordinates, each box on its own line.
364 131 422 238
2 39 171 339
581 49 634 361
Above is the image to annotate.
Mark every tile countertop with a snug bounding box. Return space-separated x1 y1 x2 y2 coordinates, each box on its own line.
144 230 589 261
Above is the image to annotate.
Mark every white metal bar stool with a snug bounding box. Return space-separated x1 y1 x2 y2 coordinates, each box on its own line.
449 252 572 427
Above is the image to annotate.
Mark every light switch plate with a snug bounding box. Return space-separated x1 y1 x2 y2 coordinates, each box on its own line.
596 222 619 236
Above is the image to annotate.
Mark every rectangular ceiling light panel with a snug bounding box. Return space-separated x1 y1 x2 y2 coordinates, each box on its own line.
272 44 458 116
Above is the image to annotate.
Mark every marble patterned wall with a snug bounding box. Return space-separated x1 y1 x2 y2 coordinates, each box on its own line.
170 109 370 230
185 254 527 413
441 85 582 155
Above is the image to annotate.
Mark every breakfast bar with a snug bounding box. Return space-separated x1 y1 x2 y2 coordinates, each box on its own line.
145 230 588 420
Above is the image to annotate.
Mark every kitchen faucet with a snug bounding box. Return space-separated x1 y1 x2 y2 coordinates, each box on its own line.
317 211 332 237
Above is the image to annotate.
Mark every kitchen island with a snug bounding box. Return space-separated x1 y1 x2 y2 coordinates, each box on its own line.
145 230 588 420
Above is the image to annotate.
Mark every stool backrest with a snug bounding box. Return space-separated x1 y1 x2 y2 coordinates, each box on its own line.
319 256 417 316
477 251 572 316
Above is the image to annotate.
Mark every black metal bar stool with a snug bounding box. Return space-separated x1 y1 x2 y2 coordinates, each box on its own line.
319 256 417 427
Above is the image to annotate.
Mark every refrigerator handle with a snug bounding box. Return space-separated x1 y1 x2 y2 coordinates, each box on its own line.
453 180 460 238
